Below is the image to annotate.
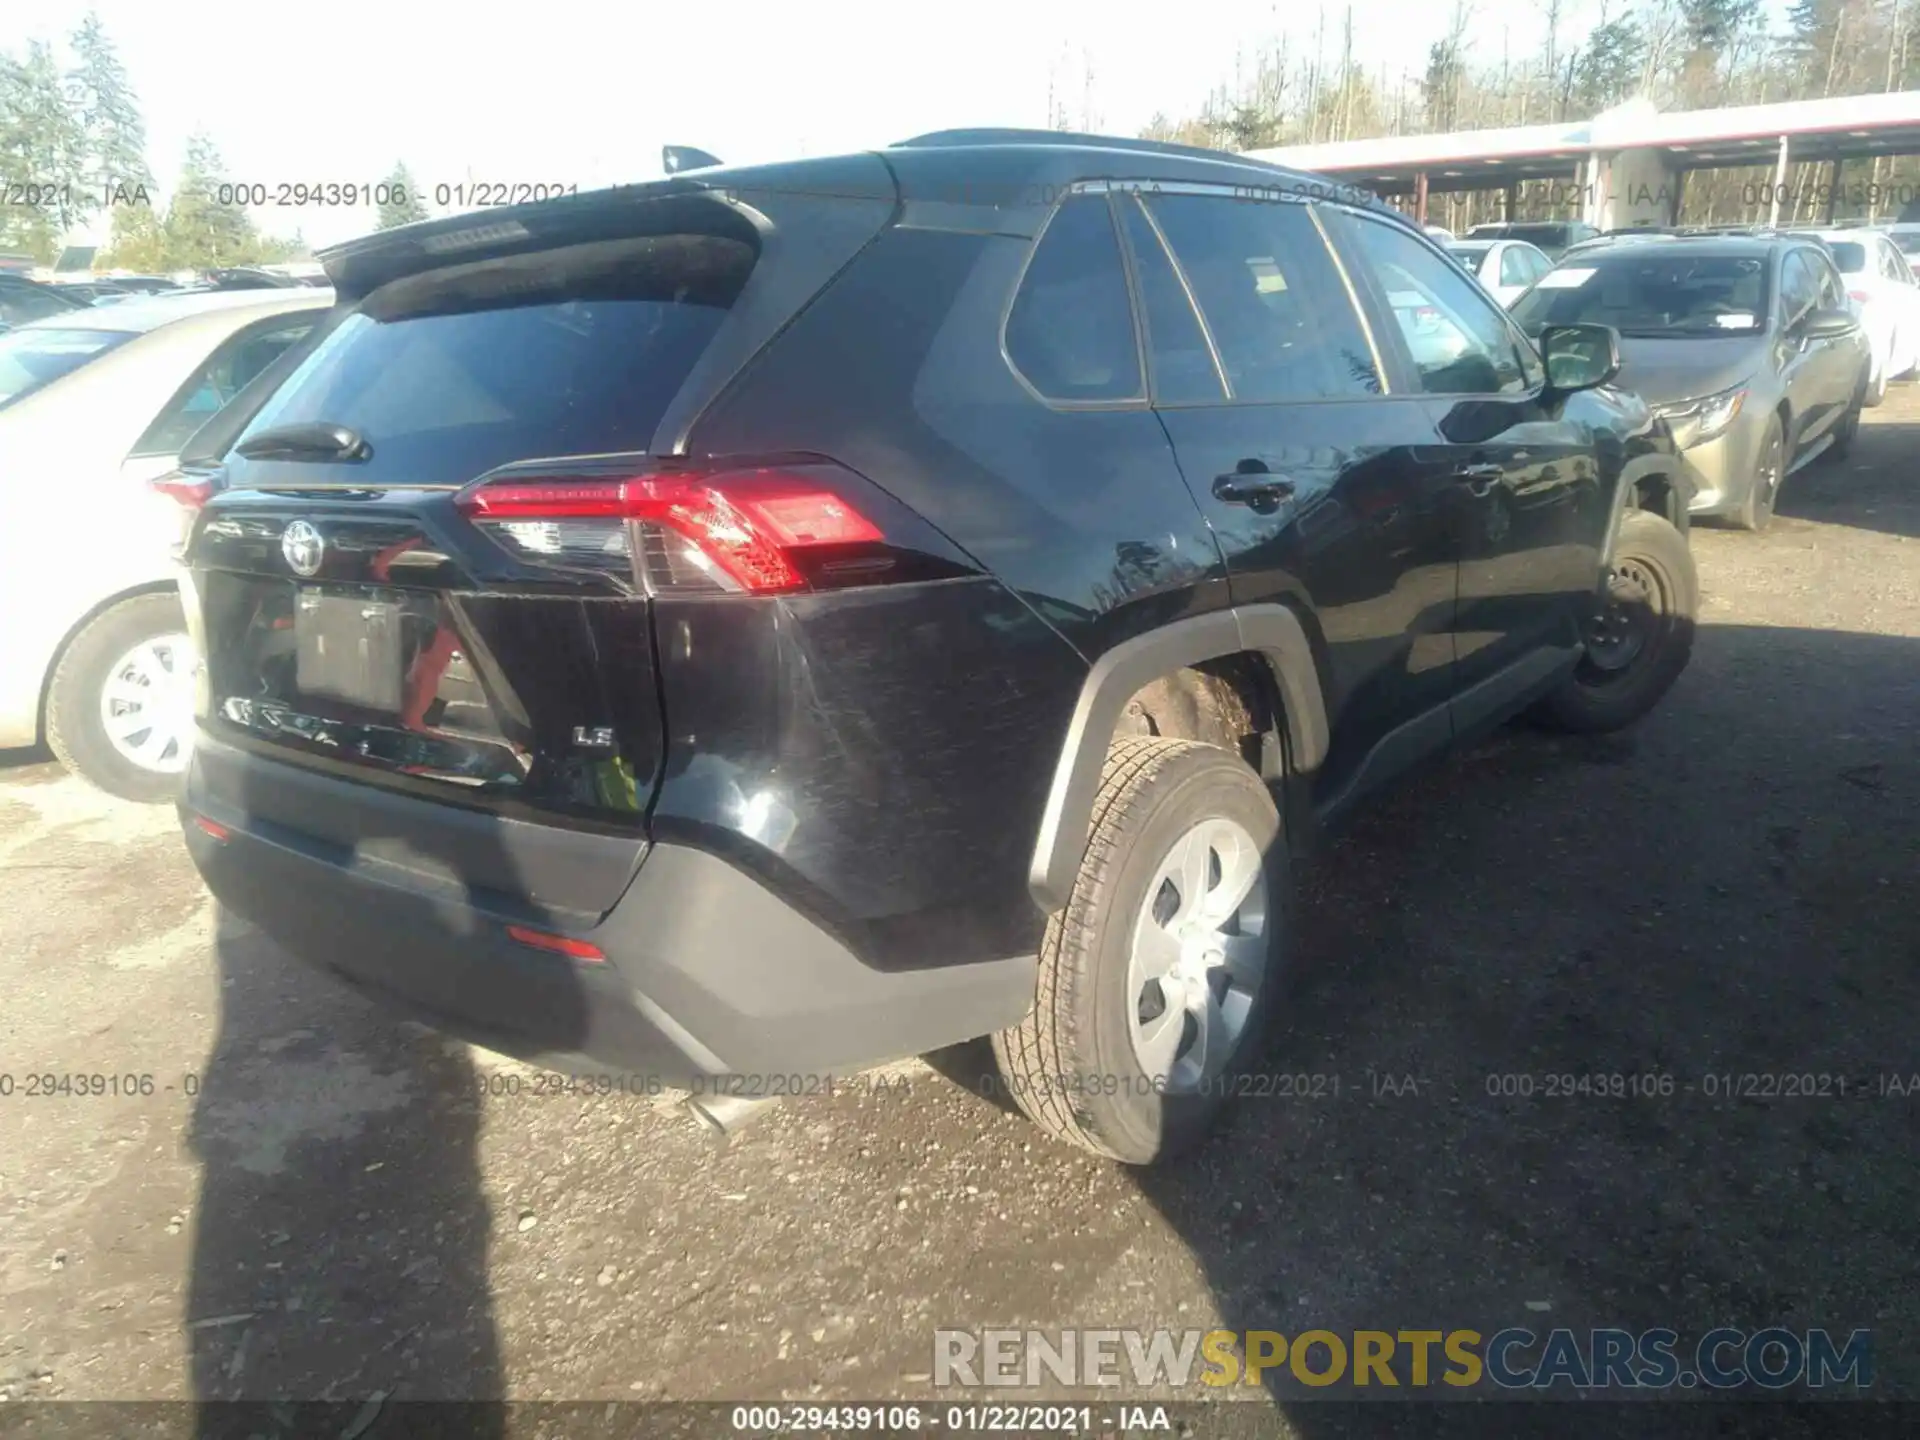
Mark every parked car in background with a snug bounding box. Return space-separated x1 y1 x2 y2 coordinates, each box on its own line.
1512 234 1871 531
1885 223 1920 277
1445 238 1554 304
1422 224 1457 241
1464 219 1600 260
1817 227 1920 403
173 134 1698 1165
49 280 133 305
0 273 87 330
0 288 332 798
105 275 185 295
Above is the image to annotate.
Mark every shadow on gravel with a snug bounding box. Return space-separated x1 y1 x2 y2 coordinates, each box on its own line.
1776 415 1920 541
1132 624 1919 1429
179 738 608 1425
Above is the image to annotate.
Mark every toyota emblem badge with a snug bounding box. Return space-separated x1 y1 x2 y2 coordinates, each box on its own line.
281 520 325 577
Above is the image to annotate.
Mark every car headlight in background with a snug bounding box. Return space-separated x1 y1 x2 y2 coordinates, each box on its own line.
1653 384 1748 448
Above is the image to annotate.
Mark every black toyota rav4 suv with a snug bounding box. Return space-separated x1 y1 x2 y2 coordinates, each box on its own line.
175 130 1697 1165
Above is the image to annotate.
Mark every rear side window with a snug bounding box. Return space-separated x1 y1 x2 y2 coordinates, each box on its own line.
1143 193 1381 401
1500 247 1533 288
1004 196 1141 403
133 316 319 457
230 234 756 487
0 326 135 409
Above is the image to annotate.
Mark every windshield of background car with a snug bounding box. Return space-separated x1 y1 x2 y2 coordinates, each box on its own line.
1827 242 1867 272
1510 253 1770 337
227 233 757 489
0 326 136 409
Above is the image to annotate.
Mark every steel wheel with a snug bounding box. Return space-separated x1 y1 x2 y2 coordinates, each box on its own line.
97 632 195 774
1126 815 1269 1094
1581 556 1666 676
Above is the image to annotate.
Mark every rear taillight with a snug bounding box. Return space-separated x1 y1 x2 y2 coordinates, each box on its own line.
505 925 605 962
151 472 213 509
1848 289 1871 304
456 461 889 595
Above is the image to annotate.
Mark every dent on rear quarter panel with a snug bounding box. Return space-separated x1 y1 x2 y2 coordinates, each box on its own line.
648 579 1085 973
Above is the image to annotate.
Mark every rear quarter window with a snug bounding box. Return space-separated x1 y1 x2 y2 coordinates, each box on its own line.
1003 195 1142 403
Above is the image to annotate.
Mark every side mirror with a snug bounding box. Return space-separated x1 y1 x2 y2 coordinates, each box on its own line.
1801 306 1858 339
1539 322 1622 393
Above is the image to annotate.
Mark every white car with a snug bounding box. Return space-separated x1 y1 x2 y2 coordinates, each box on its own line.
0 288 331 799
1817 228 1920 404
1445 239 1555 306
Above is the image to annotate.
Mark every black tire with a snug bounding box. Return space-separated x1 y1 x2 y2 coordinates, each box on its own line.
1728 414 1785 533
990 736 1287 1165
45 592 194 803
1827 376 1865 462
1863 359 1889 409
1530 508 1697 735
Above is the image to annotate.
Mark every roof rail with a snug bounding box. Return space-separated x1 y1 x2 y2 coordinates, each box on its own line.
889 126 1279 169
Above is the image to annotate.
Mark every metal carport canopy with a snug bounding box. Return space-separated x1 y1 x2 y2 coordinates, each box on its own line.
1248 91 1920 195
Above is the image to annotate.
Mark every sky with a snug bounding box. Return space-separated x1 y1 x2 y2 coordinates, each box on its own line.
22 0 1783 250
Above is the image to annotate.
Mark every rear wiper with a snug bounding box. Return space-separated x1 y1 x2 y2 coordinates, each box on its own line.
233 421 372 463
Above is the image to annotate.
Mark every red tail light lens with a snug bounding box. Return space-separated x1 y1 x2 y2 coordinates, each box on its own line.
456 463 887 595
152 473 213 509
1848 289 1871 304
193 816 231 841
505 925 605 962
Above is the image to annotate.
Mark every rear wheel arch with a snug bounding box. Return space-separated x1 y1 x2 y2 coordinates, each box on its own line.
1027 605 1328 913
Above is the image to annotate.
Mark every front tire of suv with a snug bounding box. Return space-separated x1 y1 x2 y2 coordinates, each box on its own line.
1530 508 1697 735
991 736 1286 1165
45 592 196 804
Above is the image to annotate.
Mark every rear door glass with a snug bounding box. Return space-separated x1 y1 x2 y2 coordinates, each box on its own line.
227 234 757 488
1143 192 1382 401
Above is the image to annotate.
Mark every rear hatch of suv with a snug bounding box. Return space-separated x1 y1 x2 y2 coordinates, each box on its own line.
182 164 898 922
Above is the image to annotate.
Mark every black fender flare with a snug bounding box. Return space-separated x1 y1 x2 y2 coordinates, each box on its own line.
1027 604 1329 913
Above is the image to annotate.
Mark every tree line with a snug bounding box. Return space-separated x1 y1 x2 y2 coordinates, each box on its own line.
0 13 429 270
1135 0 1920 230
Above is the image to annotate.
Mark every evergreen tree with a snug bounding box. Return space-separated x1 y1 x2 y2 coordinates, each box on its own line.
0 41 91 258
165 134 256 267
376 162 428 229
66 12 150 200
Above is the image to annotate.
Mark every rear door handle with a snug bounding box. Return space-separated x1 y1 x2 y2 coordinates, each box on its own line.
1213 464 1297 508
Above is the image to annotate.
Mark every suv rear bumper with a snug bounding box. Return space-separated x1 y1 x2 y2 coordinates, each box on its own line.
181 736 1038 1086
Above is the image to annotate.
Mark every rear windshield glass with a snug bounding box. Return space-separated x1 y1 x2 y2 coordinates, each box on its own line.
1447 244 1492 264
1892 231 1920 255
0 326 135 409
1827 242 1867 272
1511 254 1770 337
228 234 757 487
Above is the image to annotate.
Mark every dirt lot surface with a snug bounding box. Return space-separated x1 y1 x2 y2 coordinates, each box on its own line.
1 392 1915 1431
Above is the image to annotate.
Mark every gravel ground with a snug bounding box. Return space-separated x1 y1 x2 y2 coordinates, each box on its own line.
0 392 1915 1428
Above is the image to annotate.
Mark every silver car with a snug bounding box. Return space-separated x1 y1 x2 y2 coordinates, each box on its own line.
1511 236 1872 531
0 288 332 798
